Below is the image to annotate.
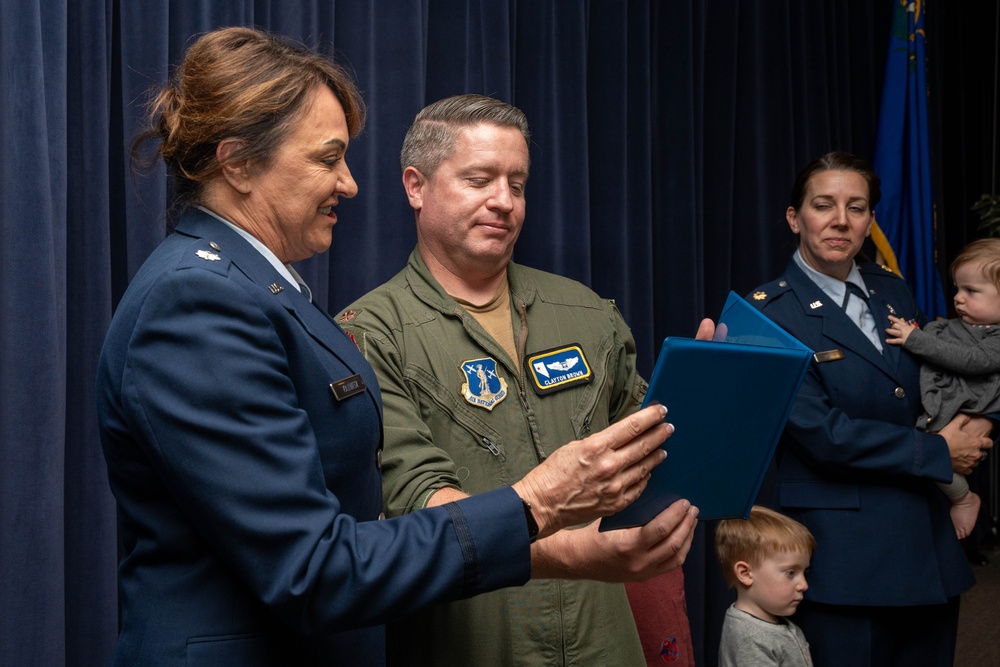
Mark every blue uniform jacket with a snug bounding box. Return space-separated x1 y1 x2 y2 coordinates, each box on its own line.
747 259 974 606
97 210 531 666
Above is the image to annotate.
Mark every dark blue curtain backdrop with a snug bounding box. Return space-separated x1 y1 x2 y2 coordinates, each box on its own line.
2 1 996 665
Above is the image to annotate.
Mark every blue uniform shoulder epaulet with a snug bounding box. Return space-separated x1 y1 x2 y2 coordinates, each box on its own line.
857 261 903 282
746 277 792 307
175 238 232 276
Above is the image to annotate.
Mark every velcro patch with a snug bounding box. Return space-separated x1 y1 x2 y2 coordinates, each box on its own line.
460 357 509 411
525 344 592 395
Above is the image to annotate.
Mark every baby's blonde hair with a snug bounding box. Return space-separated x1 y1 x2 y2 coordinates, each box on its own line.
952 238 1000 292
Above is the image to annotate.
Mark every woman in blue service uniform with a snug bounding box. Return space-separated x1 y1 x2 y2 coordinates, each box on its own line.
96 26 676 667
747 151 993 667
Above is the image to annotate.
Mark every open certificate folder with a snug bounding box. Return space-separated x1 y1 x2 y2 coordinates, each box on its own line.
599 291 812 529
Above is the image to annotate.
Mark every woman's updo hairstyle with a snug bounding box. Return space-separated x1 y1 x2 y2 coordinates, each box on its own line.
132 26 366 211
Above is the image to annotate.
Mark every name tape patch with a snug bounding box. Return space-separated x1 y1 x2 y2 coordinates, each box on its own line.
525 344 592 396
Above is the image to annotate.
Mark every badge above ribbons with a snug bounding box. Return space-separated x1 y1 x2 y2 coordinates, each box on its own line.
460 357 509 411
526 344 592 396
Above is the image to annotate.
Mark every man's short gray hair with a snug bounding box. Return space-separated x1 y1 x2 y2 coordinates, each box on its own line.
400 94 531 177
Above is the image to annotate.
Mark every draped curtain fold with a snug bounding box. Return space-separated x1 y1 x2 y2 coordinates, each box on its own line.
2 1 993 665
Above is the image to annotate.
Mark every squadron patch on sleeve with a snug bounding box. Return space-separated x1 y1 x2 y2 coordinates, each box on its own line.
460 357 509 411
525 344 592 396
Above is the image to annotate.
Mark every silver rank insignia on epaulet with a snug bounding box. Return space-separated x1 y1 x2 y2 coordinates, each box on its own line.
196 249 221 261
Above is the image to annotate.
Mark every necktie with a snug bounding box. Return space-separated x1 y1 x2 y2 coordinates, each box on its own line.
297 280 313 303
842 283 868 310
841 281 882 352
286 265 313 303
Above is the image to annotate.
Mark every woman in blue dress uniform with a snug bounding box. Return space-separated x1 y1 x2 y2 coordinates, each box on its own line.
747 152 993 667
96 26 679 667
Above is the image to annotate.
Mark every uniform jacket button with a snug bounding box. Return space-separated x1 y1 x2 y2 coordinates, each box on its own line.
894 386 906 399
376 449 382 469
378 512 386 521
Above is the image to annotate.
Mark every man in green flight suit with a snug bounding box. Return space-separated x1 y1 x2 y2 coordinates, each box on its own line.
339 94 707 667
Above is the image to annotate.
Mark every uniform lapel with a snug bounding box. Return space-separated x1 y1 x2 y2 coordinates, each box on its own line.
174 211 378 391
864 288 902 374
784 262 899 380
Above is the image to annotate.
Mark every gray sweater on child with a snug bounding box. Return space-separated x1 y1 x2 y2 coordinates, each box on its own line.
903 320 1000 431
719 605 812 667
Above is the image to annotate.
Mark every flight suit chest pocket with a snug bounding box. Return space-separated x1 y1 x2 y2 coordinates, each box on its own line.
405 364 517 490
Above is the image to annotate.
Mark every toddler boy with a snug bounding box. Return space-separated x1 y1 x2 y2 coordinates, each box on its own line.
715 506 815 667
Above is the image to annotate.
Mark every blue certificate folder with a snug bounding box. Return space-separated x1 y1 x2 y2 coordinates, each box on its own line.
599 292 812 529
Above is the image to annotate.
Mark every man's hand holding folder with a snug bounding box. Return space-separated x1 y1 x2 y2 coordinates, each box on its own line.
600 293 813 530
528 318 715 581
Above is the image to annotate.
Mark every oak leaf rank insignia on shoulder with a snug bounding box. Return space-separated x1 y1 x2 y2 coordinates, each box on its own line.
196 249 221 261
